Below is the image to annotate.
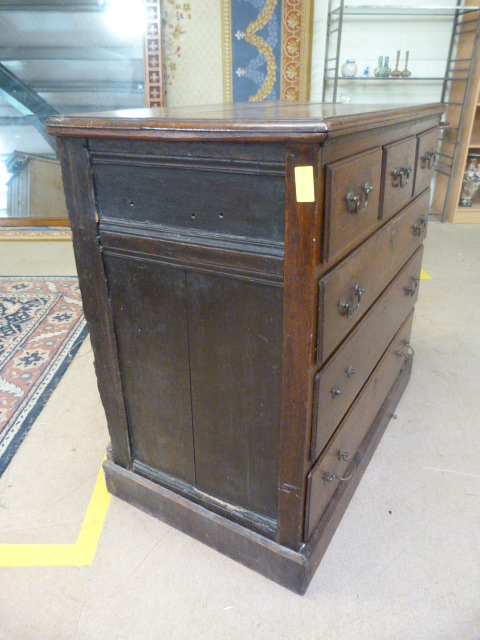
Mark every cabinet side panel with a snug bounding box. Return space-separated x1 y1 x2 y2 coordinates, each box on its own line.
103 255 195 485
57 137 131 468
187 273 283 521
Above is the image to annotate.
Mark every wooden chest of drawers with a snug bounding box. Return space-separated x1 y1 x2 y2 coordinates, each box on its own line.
48 102 444 594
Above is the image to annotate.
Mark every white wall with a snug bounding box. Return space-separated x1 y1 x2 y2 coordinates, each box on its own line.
310 0 460 105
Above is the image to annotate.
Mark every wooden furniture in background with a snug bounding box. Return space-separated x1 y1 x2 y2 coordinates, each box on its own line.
432 0 480 224
48 101 443 594
6 152 68 221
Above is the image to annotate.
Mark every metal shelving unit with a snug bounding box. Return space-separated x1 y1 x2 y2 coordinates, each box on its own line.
322 1 480 222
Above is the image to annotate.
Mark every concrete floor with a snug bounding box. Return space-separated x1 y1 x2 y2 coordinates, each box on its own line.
0 223 479 640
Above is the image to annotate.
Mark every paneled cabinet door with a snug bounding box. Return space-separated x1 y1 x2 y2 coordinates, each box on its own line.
103 255 196 484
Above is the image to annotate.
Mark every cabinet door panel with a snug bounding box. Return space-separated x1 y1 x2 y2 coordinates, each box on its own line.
103 254 195 483
187 272 283 520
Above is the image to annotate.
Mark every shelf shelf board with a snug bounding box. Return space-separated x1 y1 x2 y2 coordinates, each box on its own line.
454 206 480 223
331 5 480 18
469 141 480 148
325 77 447 82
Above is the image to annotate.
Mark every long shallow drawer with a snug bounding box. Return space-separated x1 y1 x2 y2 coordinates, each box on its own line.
92 159 286 245
325 147 383 264
381 136 417 220
317 188 429 363
305 311 415 540
414 128 439 197
312 246 423 460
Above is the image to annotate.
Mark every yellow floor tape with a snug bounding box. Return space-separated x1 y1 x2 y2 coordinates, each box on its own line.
0 462 110 568
420 269 432 280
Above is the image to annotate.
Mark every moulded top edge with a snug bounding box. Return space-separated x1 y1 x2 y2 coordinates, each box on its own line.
46 102 445 139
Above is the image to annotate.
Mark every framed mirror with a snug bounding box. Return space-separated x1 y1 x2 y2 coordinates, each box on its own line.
0 0 148 227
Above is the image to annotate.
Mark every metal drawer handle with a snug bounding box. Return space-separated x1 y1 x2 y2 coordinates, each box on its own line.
325 450 357 483
404 277 419 297
393 164 413 188
346 182 373 215
421 150 438 170
413 216 428 236
396 342 415 360
339 284 365 318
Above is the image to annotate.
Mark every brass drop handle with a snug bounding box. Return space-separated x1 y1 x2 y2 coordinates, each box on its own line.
339 284 365 318
396 342 415 360
346 182 373 215
413 216 428 236
404 277 419 297
393 164 413 188
421 150 438 170
325 450 357 483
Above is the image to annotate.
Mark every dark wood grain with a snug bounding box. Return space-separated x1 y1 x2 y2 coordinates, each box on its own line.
187 271 283 521
312 247 423 459
306 311 414 539
414 127 441 196
303 357 413 590
102 254 195 484
318 189 429 363
325 147 383 264
276 142 322 551
103 351 414 594
381 136 417 220
93 156 286 245
47 102 444 143
56 137 131 469
51 102 443 593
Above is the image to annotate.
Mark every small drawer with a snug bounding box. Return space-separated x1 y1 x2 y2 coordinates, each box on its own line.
317 189 429 363
305 311 415 540
414 128 440 197
312 246 423 459
381 136 417 220
325 148 383 263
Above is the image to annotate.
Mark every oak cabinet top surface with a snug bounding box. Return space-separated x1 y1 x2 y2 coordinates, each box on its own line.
47 101 444 141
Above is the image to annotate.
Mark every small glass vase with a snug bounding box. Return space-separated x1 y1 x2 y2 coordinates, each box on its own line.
374 56 384 78
382 56 391 77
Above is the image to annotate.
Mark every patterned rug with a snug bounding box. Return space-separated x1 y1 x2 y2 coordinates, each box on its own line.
0 277 87 478
0 227 72 241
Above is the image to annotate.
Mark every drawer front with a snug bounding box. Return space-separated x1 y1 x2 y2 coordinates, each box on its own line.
93 160 286 245
312 246 423 459
414 128 439 197
306 311 415 540
381 136 417 220
318 189 429 363
325 148 383 263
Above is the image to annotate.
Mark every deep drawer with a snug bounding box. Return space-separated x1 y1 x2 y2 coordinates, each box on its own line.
305 311 415 540
414 128 439 197
317 189 429 363
324 147 383 264
381 136 417 220
312 246 423 460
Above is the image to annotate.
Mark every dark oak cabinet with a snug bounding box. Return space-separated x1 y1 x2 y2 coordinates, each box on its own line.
48 101 443 593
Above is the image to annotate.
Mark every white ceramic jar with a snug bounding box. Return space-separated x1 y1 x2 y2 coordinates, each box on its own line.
341 59 358 78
